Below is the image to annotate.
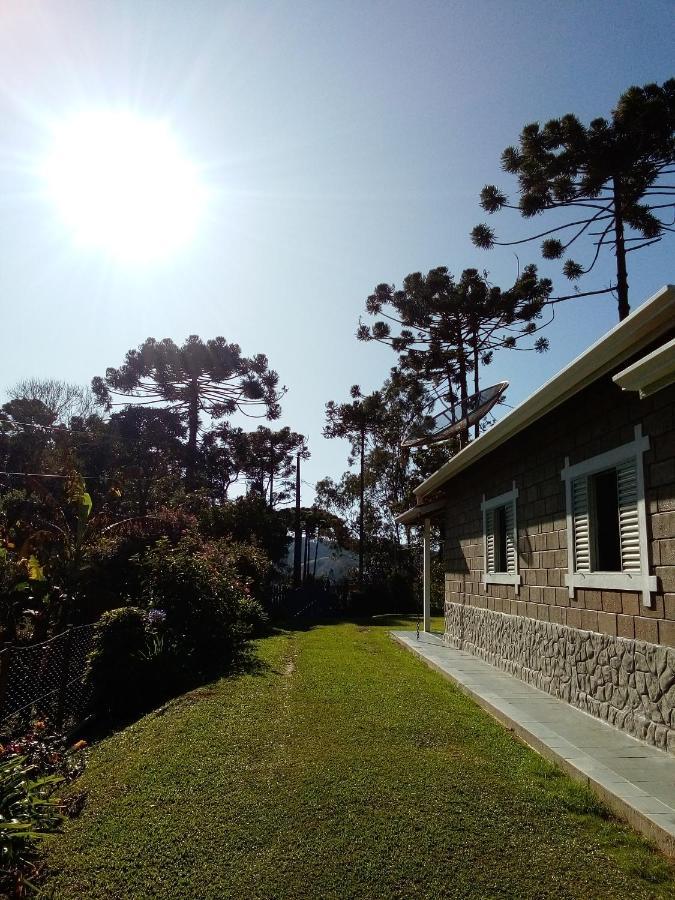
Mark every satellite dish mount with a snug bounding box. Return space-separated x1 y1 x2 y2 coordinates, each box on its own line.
401 381 508 449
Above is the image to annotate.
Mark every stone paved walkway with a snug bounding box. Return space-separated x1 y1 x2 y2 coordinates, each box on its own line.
392 630 675 856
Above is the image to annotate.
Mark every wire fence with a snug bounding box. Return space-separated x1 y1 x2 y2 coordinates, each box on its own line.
0 624 95 734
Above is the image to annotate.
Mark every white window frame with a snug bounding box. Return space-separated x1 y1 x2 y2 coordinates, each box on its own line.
560 424 656 607
481 482 521 591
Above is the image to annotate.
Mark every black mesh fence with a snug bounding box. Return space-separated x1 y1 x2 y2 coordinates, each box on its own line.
0 624 95 733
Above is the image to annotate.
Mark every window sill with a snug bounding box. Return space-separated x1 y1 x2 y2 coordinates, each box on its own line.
565 571 657 608
483 572 521 591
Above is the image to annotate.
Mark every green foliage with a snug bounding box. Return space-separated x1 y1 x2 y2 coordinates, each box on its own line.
359 267 552 418
86 607 158 721
242 425 309 507
199 496 288 568
136 534 266 678
0 753 62 893
107 406 185 514
472 79 675 319
92 335 285 487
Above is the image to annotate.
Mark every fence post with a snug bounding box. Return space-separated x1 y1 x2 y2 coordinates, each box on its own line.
0 643 12 721
55 626 74 731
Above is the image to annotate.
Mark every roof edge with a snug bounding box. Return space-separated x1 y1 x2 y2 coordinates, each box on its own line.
394 499 445 526
414 284 675 500
613 336 675 399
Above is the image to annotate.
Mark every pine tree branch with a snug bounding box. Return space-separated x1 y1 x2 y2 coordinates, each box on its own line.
491 214 614 247
626 238 662 253
549 287 615 304
562 206 616 252
582 219 615 275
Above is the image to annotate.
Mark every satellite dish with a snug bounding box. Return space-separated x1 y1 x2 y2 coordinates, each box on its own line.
401 381 508 448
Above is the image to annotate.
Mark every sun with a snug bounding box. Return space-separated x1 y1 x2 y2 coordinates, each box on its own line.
43 110 206 262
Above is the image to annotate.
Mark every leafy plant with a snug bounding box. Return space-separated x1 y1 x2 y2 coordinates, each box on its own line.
0 720 87 785
0 753 62 895
137 534 266 677
86 607 165 722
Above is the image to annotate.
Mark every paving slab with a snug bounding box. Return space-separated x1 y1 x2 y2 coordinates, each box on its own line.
391 629 675 857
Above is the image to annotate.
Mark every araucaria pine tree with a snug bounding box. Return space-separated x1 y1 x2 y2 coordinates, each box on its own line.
358 266 552 437
472 79 675 320
93 335 284 488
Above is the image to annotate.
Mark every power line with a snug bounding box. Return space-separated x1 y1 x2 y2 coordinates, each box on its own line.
0 471 106 480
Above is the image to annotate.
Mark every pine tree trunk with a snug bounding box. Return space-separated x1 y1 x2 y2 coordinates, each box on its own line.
472 328 480 440
186 381 200 490
612 176 630 321
293 453 302 588
269 437 274 508
455 318 469 448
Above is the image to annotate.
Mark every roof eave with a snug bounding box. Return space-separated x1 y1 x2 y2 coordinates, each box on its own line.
613 336 675 399
394 499 446 526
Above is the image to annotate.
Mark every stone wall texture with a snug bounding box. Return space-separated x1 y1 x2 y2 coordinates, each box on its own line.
445 602 675 752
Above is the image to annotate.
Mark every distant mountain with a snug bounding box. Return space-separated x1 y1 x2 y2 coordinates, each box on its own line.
282 538 357 581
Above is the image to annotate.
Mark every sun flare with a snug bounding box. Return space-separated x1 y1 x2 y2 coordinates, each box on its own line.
43 110 205 262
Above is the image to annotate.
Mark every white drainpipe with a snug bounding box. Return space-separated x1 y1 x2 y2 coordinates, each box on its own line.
423 516 431 633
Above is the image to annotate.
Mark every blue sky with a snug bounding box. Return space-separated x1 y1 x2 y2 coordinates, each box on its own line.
0 0 672 502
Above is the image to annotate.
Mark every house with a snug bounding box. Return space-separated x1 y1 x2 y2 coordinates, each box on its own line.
396 284 675 751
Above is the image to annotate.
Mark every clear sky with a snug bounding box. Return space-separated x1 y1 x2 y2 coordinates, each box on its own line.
0 0 672 503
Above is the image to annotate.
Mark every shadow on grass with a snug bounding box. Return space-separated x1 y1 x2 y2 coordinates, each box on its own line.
80 640 273 745
81 612 435 744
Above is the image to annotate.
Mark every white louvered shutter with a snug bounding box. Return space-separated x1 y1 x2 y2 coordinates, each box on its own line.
485 508 495 573
505 503 516 574
617 458 641 572
572 476 591 572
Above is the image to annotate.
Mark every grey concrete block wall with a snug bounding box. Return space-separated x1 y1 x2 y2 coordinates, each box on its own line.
443 372 675 645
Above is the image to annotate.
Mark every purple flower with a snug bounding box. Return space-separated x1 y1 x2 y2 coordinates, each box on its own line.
147 609 167 626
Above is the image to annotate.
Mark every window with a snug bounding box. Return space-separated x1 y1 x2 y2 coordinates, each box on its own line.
482 483 520 590
561 425 656 607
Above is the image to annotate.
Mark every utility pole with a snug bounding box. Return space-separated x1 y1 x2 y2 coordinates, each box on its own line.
293 452 302 588
359 424 365 586
304 524 310 583
313 523 321 579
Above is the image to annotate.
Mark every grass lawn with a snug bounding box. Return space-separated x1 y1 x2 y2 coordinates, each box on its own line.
42 617 675 899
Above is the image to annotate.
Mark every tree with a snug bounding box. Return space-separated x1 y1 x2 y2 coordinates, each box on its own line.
471 79 675 320
0 398 64 477
108 407 185 514
200 424 251 503
320 369 447 540
358 266 552 439
322 369 448 583
92 336 284 488
200 495 291 566
243 426 309 508
363 368 449 525
324 387 384 584
7 379 97 424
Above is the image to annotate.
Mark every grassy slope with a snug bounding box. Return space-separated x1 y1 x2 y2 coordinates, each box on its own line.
43 617 675 899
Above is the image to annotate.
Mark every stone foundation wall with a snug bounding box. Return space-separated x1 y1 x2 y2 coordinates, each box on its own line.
445 601 675 752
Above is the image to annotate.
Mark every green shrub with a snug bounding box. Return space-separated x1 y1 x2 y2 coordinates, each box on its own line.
86 607 173 722
86 536 268 723
199 496 289 566
137 535 266 678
